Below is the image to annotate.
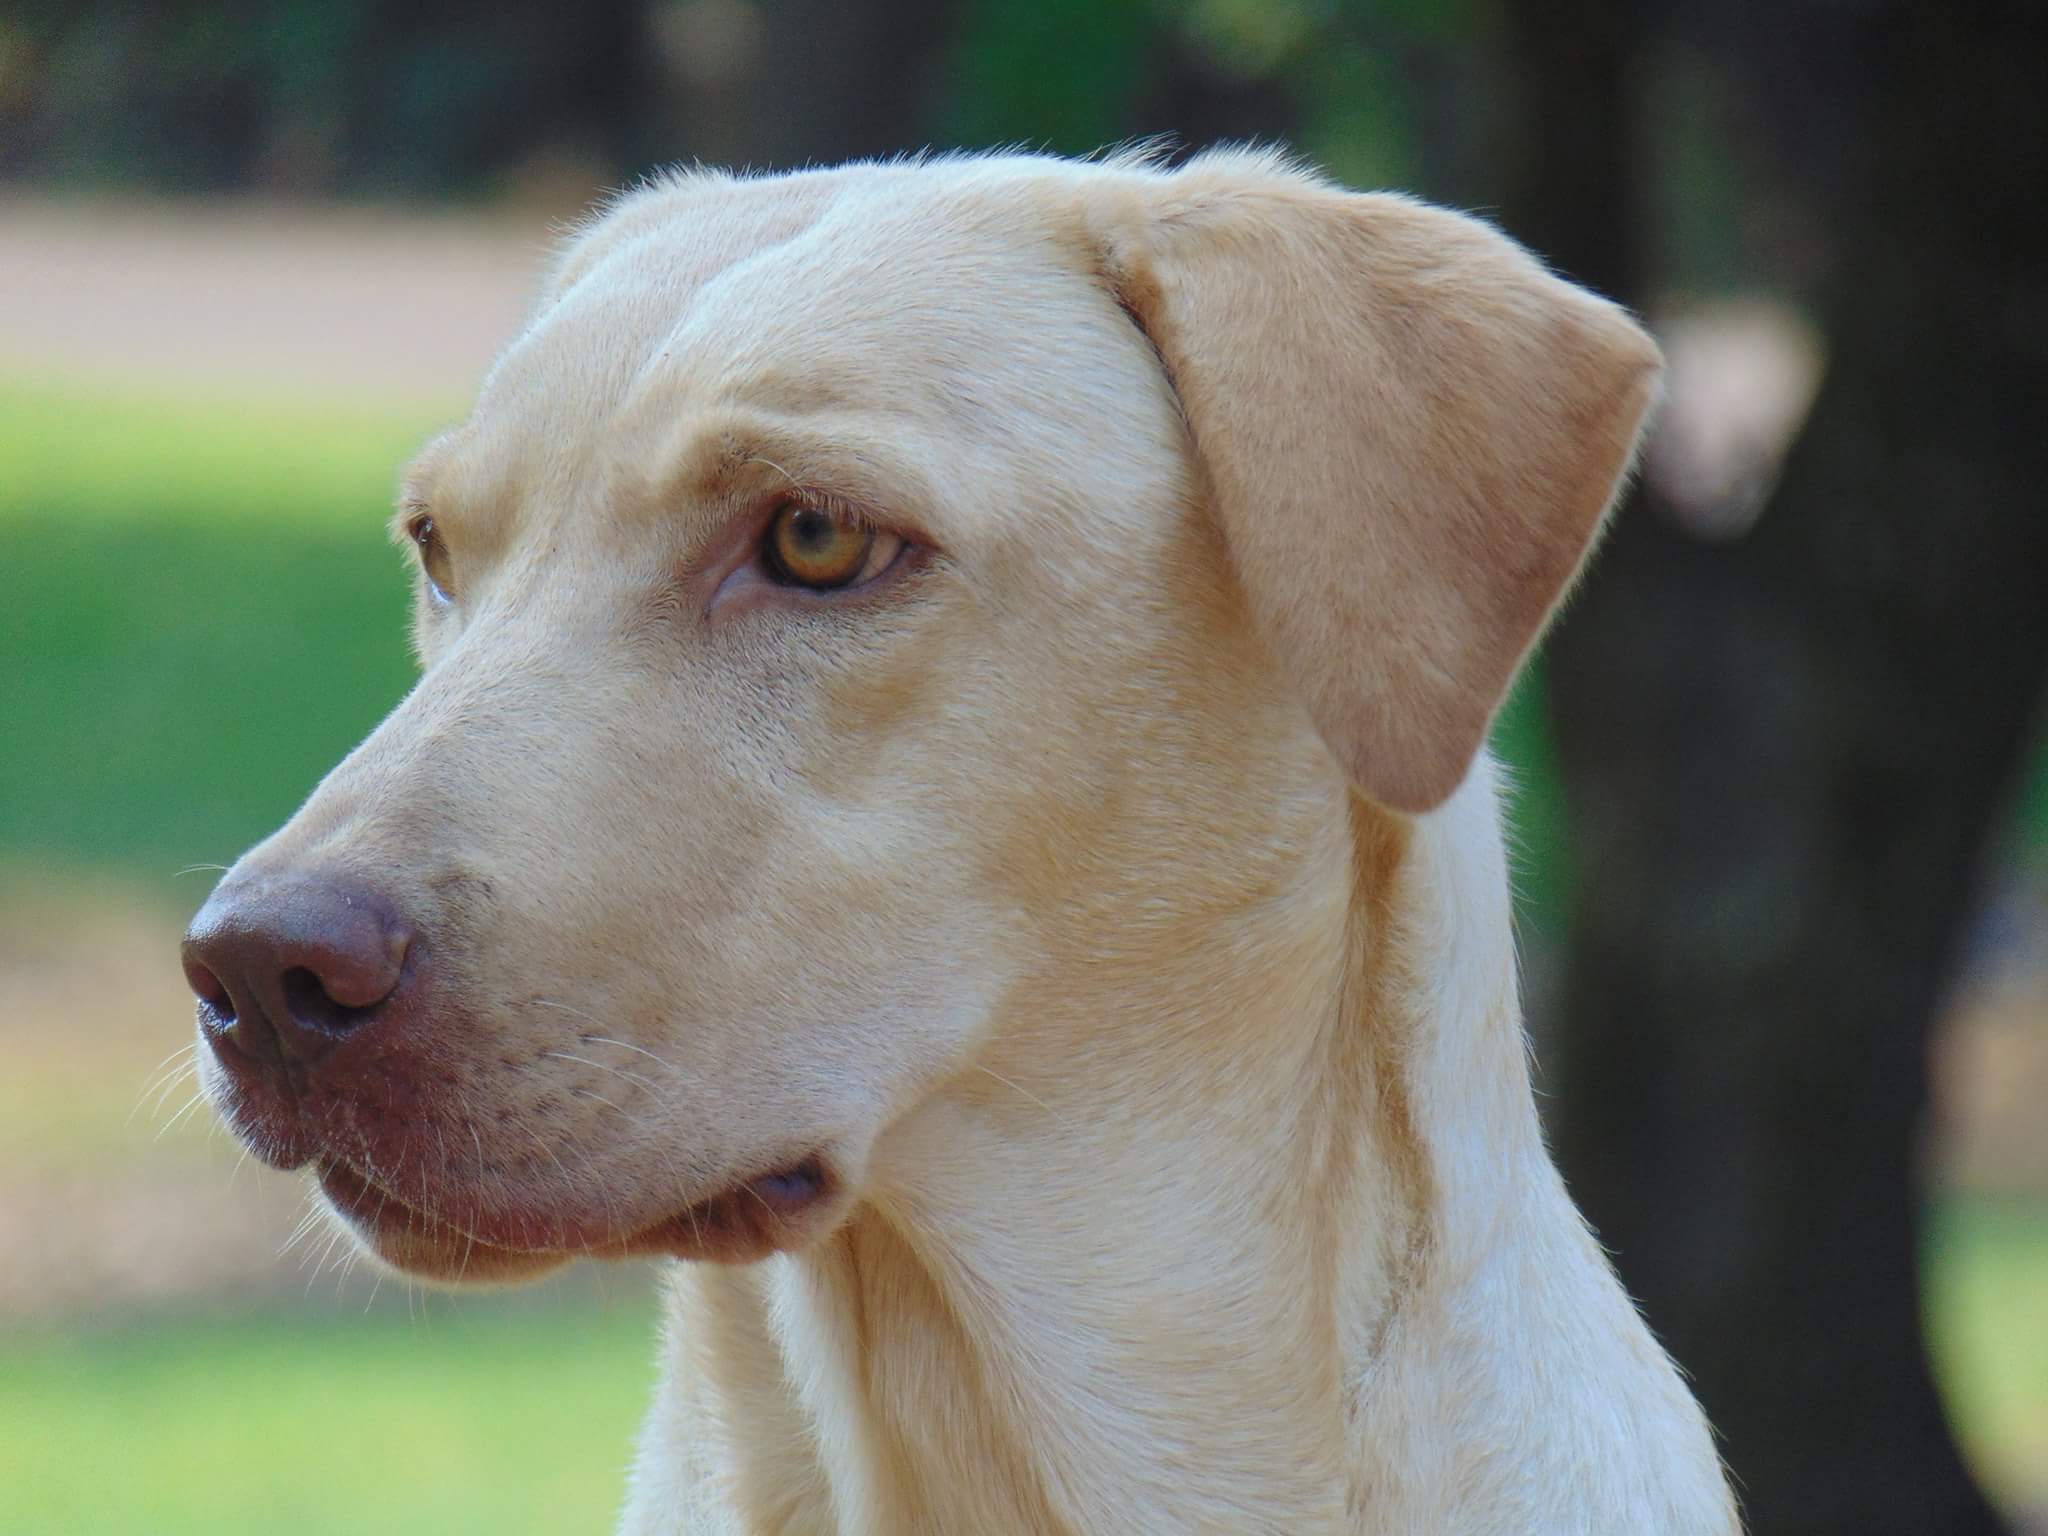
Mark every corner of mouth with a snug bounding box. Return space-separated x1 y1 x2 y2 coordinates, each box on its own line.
631 1152 841 1263
748 1153 832 1210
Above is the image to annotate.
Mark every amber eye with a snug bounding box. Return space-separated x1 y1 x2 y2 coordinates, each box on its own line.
762 504 894 591
409 515 453 604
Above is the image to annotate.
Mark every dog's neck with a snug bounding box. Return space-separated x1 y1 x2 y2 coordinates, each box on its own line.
630 758 1731 1535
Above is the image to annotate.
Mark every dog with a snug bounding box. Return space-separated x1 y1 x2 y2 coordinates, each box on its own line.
182 148 1739 1534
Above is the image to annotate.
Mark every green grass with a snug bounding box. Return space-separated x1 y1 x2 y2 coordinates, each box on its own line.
0 376 445 530
0 378 440 884
0 1296 658 1535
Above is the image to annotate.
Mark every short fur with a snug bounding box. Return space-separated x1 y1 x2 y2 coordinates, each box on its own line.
195 149 1738 1534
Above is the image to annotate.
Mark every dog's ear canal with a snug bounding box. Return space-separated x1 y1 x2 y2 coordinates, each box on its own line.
1097 153 1663 814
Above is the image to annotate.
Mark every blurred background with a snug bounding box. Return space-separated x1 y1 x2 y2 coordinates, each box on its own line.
0 2 2042 1532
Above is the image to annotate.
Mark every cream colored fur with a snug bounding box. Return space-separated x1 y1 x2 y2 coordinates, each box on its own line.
201 148 1738 1533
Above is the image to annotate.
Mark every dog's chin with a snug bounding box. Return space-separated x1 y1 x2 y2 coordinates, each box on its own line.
316 1153 845 1283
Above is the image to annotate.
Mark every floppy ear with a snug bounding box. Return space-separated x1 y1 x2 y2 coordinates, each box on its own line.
1093 151 1662 813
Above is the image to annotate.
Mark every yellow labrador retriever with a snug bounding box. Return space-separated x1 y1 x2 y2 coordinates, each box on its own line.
183 149 1738 1534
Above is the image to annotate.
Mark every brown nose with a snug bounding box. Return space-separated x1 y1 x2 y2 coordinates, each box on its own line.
183 872 413 1071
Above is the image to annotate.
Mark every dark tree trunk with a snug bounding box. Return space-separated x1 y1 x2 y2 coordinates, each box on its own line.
1507 1 2048 1532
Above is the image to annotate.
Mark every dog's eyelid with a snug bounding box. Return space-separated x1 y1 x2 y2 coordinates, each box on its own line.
721 479 934 558
736 474 923 541
389 496 430 548
779 487 868 529
706 435 941 549
396 504 457 606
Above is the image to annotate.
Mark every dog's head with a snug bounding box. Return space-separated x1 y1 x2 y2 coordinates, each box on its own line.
182 151 1657 1282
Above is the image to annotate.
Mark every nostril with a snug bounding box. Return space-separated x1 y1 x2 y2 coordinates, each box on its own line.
183 957 236 1024
281 965 380 1038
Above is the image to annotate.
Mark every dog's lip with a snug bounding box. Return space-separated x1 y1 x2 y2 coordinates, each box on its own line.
315 1151 838 1266
317 1159 535 1259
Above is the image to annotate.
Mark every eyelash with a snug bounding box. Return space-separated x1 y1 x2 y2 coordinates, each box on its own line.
776 489 867 529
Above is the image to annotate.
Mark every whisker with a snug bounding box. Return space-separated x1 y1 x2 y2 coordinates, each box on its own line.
139 1040 198 1083
304 1217 354 1296
462 1112 530 1260
538 1049 664 1096
524 1003 684 1073
566 1030 679 1073
520 1128 586 1251
279 1196 329 1259
143 1066 198 1125
565 1085 636 1121
155 1088 210 1140
301 1236 333 1292
526 1001 682 1072
973 1065 1073 1131
132 1045 199 1124
140 1068 198 1126
336 1239 366 1294
284 1217 327 1268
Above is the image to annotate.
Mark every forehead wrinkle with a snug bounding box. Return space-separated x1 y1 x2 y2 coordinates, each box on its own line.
467 220 867 534
675 230 1111 449
522 174 870 428
581 168 1111 456
607 262 876 448
543 161 876 316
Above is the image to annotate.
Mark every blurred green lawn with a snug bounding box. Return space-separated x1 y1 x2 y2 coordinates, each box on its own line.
0 378 430 877
1 1301 657 1535
2 376 2044 1526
